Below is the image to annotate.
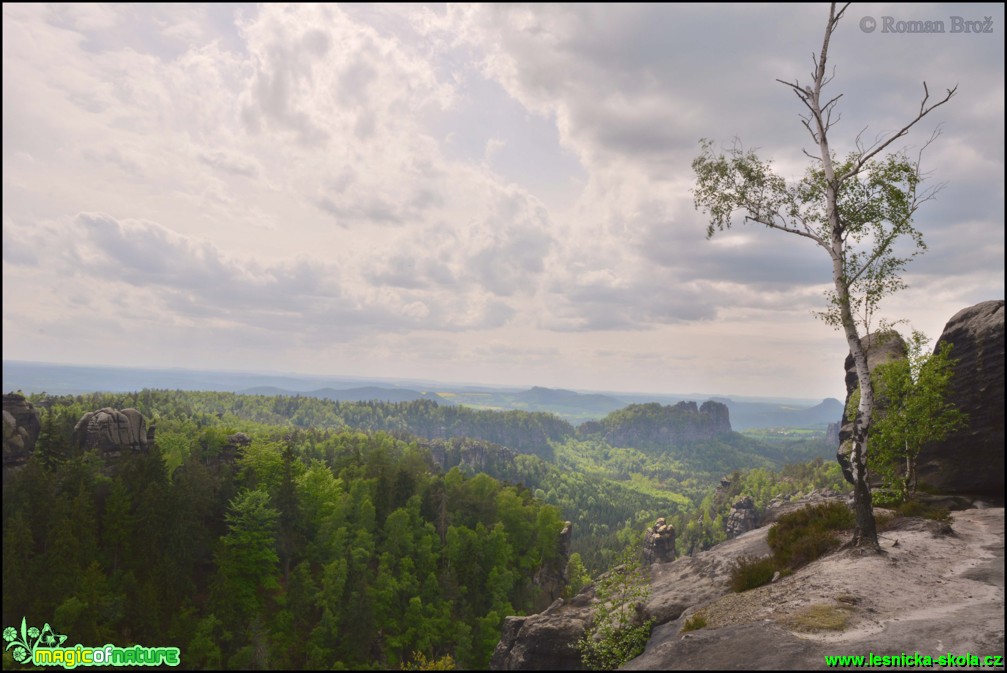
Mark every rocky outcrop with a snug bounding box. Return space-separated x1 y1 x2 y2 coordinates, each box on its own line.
916 300 1004 496
836 331 907 482
624 507 1004 670
492 592 594 671
491 524 774 670
725 496 758 538
643 518 677 565
73 407 151 457
582 400 732 450
3 393 42 470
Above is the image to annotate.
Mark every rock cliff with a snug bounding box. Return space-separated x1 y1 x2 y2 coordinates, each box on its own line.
581 400 732 451
916 300 1004 496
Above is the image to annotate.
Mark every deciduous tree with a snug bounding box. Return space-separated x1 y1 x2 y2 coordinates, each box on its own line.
868 331 966 501
692 2 955 547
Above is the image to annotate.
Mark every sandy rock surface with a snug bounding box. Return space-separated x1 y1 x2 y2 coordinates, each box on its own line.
626 507 1004 669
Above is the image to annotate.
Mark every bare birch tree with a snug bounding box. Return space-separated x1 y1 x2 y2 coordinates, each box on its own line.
692 2 955 547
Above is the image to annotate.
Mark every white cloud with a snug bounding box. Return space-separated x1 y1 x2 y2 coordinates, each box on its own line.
2 3 1002 398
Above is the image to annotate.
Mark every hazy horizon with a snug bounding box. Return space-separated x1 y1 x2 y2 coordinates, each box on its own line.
3 359 840 405
4 4 1003 401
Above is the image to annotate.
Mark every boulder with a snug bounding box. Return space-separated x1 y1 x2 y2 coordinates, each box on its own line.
916 300 1004 496
3 393 41 470
73 407 150 456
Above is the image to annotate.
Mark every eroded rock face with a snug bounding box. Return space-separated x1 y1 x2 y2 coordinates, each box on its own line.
725 496 758 538
836 331 907 483
73 407 150 456
917 300 1005 496
643 518 676 565
3 393 42 469
491 592 594 670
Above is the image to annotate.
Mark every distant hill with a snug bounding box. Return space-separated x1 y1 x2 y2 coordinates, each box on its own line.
240 385 437 404
514 387 625 414
712 397 843 430
3 361 839 430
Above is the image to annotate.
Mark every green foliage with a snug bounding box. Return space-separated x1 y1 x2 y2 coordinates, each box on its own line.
10 388 862 669
402 651 456 670
729 555 776 593
692 142 928 336
868 332 967 500
3 412 568 670
564 553 592 598
577 549 654 670
767 502 854 571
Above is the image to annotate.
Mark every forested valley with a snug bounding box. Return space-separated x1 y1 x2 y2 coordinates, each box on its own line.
3 389 848 669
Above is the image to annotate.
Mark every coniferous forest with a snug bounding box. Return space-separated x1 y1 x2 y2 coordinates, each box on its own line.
3 389 848 669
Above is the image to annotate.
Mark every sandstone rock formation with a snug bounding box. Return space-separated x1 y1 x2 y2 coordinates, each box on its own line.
581 400 732 450
916 300 1004 496
3 393 41 470
725 496 758 538
73 407 151 456
643 518 676 565
492 592 594 671
825 421 840 448
836 330 907 483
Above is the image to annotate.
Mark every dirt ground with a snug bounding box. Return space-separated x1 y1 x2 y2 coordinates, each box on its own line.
626 506 1005 670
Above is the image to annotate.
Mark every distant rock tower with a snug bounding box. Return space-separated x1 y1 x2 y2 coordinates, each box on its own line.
643 517 676 564
725 496 758 538
73 407 152 457
3 393 42 472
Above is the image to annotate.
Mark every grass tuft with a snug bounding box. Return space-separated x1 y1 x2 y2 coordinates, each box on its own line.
681 613 707 632
781 604 852 632
729 555 776 593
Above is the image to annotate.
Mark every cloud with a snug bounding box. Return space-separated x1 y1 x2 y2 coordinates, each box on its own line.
2 4 1002 398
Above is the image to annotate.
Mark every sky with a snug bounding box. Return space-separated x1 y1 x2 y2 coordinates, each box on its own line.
2 3 1003 401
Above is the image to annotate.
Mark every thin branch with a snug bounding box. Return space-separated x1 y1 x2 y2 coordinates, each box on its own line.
841 83 958 181
745 213 828 248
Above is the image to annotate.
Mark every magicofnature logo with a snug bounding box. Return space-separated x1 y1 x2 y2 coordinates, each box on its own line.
4 617 180 669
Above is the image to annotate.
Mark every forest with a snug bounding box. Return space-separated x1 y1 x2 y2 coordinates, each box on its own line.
3 389 848 669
